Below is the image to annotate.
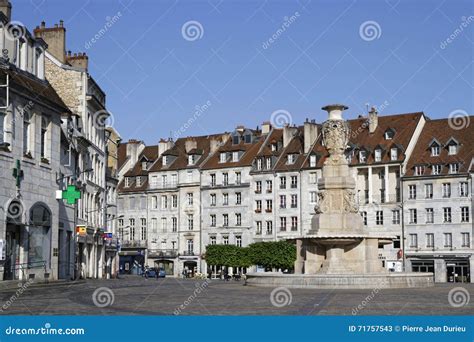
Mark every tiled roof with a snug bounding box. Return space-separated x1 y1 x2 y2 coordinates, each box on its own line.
119 145 158 192
405 117 474 176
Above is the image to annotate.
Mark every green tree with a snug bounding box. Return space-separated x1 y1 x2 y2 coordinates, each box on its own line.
248 241 296 270
205 244 251 267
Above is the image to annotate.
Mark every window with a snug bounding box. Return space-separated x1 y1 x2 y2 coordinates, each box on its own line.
266 221 273 235
431 145 440 156
23 112 31 155
136 176 142 187
255 181 262 193
223 193 229 205
172 217 177 232
161 175 167 187
266 200 272 212
171 174 177 187
449 163 459 174
280 217 287 231
151 196 158 209
309 155 317 167
409 209 417 224
187 192 193 205
219 153 227 163
291 176 298 189
384 130 394 139
390 148 398 161
291 217 298 231
426 208 434 223
232 151 239 162
187 170 193 182
210 236 216 245
432 164 442 175
125 177 130 188
161 217 167 232
235 192 241 205
414 166 424 176
0 111 5 144
223 214 229 227
309 172 317 184
266 180 273 193
188 214 194 230
392 210 400 224
161 195 168 209
442 183 451 198
129 218 135 240
280 177 286 189
361 211 367 226
310 191 317 204
426 233 434 248
223 236 229 245
443 207 452 223
291 194 298 208
255 200 262 212
280 195 286 208
287 154 296 164
141 218 147 240
172 195 178 208
256 221 262 235
244 134 251 143
425 184 433 199
223 173 229 186
266 158 272 169
409 234 418 248
235 213 241 226
210 194 216 206
408 185 417 199
235 172 241 184
448 144 457 155
359 150 367 163
232 134 240 145
459 182 469 197
374 149 382 162
444 233 452 247
151 218 157 234
187 239 194 253
376 211 383 225
210 174 216 186
461 233 470 247
257 159 262 170
235 235 242 247
461 207 469 222
162 156 168 166
40 116 49 159
210 215 216 227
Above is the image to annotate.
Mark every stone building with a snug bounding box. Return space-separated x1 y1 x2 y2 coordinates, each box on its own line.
0 2 71 281
34 20 112 279
402 118 473 282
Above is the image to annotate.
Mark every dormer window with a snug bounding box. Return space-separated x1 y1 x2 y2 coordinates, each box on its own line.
287 154 296 164
271 143 277 152
448 144 458 155
232 135 240 145
359 150 367 163
384 129 395 140
374 149 382 162
266 157 272 169
141 161 147 170
309 155 317 168
244 134 251 144
125 177 131 187
431 145 440 156
390 148 398 161
219 152 227 163
232 151 239 162
414 166 425 176
257 158 262 170
432 164 442 175
162 155 168 166
449 163 459 174
136 176 142 187
188 154 196 165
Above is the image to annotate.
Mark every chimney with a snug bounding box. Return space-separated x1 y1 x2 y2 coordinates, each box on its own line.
261 121 272 134
66 52 88 71
210 137 222 154
368 106 378 134
0 0 11 21
236 125 245 133
34 20 67 63
158 138 174 157
126 139 143 166
283 124 298 148
304 118 318 153
184 138 197 153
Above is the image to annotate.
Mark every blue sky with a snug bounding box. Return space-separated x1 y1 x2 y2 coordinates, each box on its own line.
16 0 474 144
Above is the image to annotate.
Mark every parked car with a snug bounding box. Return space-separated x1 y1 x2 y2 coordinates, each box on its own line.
157 268 166 278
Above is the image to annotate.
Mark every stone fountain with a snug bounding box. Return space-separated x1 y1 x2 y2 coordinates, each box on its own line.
246 105 434 289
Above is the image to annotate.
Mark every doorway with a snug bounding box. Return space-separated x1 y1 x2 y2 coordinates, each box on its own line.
4 225 20 280
447 260 470 283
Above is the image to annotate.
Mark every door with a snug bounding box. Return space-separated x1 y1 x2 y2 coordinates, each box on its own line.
447 261 470 283
4 228 20 280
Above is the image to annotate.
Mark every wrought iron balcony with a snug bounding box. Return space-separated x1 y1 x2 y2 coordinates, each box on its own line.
148 249 178 258
120 239 147 248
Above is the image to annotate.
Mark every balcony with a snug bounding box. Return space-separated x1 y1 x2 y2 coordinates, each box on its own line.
121 240 147 248
148 249 178 258
255 209 262 213
265 209 272 213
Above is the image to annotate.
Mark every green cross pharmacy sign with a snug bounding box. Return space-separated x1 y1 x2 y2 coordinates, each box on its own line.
62 185 81 205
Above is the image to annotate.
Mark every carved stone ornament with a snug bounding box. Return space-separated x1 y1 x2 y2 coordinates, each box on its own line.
314 190 328 214
322 119 350 165
343 189 359 213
